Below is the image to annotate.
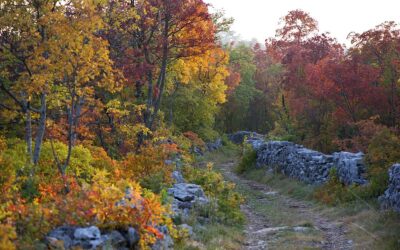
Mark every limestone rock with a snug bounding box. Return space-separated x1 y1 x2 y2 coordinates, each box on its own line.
332 152 367 185
47 226 76 249
106 230 126 248
255 140 367 185
46 226 138 250
206 138 223 151
151 226 174 250
256 141 334 184
168 178 209 219
168 183 207 202
379 163 400 212
228 131 263 144
192 146 204 156
73 226 103 249
172 171 186 184
127 227 140 247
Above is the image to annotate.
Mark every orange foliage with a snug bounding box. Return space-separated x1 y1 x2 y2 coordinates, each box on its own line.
5 172 171 248
121 145 173 187
89 146 118 172
334 116 387 152
183 131 205 149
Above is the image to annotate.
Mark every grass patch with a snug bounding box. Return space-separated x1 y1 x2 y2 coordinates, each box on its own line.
174 209 245 250
269 230 323 250
198 142 240 165
242 168 316 200
242 167 400 250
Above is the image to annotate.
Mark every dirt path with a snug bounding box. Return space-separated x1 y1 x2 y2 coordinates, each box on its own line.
217 161 353 250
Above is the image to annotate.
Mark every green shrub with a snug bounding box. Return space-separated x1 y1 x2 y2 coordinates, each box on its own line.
220 134 232 146
364 128 400 197
314 168 353 205
235 144 257 174
1 139 114 190
314 167 378 205
183 163 244 225
140 171 168 194
39 141 95 181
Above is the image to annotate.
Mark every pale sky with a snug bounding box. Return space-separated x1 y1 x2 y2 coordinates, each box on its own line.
205 0 400 46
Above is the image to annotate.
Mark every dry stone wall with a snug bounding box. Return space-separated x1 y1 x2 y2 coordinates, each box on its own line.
229 131 400 212
255 141 367 185
227 132 367 185
379 164 400 213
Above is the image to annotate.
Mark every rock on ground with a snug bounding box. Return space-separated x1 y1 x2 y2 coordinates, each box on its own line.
168 182 209 218
172 170 186 184
379 163 400 212
206 138 223 151
228 131 263 144
46 225 162 250
151 226 174 250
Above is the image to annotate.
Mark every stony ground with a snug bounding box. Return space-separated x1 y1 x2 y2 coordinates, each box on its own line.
216 160 353 250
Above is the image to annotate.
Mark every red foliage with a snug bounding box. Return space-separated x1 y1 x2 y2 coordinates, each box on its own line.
225 66 241 95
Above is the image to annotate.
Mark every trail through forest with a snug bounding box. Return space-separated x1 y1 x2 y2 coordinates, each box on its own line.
215 160 354 250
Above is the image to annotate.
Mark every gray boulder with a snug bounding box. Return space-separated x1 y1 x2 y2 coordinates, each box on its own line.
106 230 126 248
379 163 400 212
246 137 265 150
168 182 209 218
172 171 186 184
168 183 207 203
151 226 174 250
47 226 76 249
164 159 174 165
47 226 137 250
127 227 140 247
332 152 367 185
73 226 101 240
73 226 104 249
192 146 204 156
165 155 184 169
228 131 263 144
206 138 223 151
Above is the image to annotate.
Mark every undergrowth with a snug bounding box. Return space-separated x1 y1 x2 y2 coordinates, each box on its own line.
183 163 245 225
234 144 257 174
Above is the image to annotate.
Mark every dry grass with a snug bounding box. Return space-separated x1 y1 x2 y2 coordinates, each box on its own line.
175 223 244 250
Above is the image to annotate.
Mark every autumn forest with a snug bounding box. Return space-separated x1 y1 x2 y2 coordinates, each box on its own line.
0 0 400 249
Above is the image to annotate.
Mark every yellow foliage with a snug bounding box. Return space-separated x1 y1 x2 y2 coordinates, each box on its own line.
167 48 229 104
0 137 15 191
0 223 16 250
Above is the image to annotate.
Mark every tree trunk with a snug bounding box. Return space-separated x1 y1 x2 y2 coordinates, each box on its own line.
63 95 83 171
25 103 33 163
50 137 70 194
149 11 170 129
390 75 397 128
33 93 47 165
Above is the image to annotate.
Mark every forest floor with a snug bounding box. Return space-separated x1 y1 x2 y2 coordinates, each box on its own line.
198 147 400 250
